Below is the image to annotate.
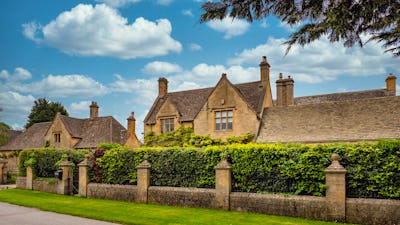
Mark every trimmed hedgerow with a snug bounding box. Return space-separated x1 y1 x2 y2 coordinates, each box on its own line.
18 148 89 177
91 140 400 198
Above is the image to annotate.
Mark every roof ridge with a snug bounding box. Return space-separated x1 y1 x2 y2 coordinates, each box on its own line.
295 88 387 99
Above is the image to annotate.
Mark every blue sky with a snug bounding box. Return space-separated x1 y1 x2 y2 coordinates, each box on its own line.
1 0 399 138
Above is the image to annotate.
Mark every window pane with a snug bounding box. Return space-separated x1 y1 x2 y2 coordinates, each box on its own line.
222 123 226 130
216 123 220 130
228 110 233 117
228 122 232 130
216 111 221 117
222 111 227 117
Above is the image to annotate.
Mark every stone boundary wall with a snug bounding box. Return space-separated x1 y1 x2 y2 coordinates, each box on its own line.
87 183 138 202
16 177 26 189
33 180 58 194
148 186 215 209
346 198 400 225
230 192 327 221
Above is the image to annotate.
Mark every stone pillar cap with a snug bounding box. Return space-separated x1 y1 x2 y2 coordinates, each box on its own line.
60 160 73 167
137 159 151 169
78 155 90 166
215 156 232 169
325 153 346 173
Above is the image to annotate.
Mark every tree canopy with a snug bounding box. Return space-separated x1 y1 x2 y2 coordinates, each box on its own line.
25 98 69 128
200 0 400 56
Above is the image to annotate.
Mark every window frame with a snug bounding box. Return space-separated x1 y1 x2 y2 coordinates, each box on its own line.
160 118 175 133
215 109 233 131
54 133 61 143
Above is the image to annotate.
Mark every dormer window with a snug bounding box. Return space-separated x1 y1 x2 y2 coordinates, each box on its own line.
161 118 174 133
54 133 61 143
215 110 233 131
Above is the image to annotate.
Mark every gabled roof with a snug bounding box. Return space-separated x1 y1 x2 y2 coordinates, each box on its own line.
0 122 51 151
144 80 266 124
58 115 128 149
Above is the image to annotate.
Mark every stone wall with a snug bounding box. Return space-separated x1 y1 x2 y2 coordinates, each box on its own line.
148 186 215 209
230 193 327 221
33 180 58 194
16 177 26 189
346 198 400 225
87 183 138 202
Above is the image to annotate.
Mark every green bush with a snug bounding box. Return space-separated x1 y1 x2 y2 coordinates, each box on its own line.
18 148 89 177
91 140 400 199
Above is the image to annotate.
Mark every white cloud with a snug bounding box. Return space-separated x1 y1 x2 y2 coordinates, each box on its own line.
157 0 173 5
182 9 194 17
0 67 32 81
110 75 157 105
70 101 91 113
189 43 202 51
23 4 182 59
26 75 109 97
142 61 183 75
227 36 399 83
207 17 250 39
22 22 41 42
95 0 141 8
0 91 35 128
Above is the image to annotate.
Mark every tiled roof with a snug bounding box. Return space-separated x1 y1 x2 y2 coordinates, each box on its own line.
144 81 266 124
59 115 128 149
0 122 51 151
294 89 394 105
257 96 400 143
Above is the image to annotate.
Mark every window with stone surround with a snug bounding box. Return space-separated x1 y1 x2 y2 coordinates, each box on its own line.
54 133 61 143
161 118 174 133
215 110 233 131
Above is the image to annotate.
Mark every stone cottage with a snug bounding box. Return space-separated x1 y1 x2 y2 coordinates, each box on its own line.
144 56 399 142
0 102 141 173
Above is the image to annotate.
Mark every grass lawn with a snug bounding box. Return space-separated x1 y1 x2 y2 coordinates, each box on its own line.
0 189 353 225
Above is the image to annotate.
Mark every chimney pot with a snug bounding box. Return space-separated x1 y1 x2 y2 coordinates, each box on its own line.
385 73 397 95
158 77 168 97
89 101 99 118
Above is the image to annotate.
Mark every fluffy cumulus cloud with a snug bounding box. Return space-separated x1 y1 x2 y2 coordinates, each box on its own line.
70 101 92 113
22 4 182 59
0 67 32 81
25 75 109 97
95 0 141 8
142 61 183 75
110 74 157 105
0 91 35 128
227 36 399 83
207 17 250 39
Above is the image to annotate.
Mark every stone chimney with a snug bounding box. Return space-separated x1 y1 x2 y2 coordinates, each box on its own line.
259 56 270 86
158 77 168 97
127 112 136 136
89 101 99 118
385 73 397 95
276 73 294 106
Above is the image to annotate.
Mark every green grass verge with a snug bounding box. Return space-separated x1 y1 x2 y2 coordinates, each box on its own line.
0 189 353 225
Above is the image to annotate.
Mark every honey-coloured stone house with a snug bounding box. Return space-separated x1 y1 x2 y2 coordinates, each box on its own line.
0 102 141 172
144 56 399 142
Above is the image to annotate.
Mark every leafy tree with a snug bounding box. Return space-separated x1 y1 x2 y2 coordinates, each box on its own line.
200 0 400 56
0 122 11 146
25 98 69 128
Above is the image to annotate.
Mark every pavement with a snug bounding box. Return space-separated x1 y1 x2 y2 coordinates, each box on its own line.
0 202 121 225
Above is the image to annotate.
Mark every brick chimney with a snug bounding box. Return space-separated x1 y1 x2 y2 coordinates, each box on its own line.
127 112 136 136
259 56 270 86
276 73 294 106
385 73 397 95
89 101 99 118
158 77 168 97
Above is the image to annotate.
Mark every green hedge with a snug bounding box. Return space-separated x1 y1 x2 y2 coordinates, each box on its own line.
92 140 400 198
18 148 89 177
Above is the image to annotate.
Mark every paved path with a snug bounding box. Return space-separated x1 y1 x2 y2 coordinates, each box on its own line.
0 202 121 225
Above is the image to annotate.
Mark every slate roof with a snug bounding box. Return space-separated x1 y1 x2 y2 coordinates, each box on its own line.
144 81 266 124
0 122 51 151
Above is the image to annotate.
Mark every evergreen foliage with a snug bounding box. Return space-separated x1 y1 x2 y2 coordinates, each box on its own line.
25 98 69 128
200 0 400 56
0 122 11 146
